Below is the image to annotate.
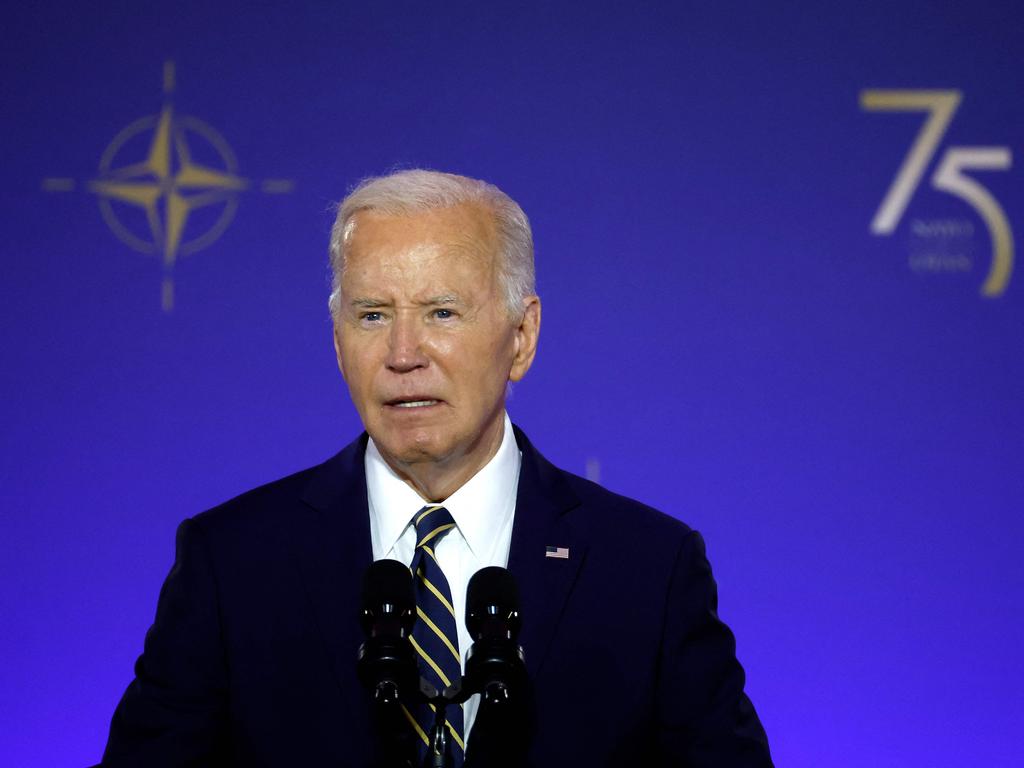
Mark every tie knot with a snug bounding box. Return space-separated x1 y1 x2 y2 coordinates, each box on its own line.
413 505 456 551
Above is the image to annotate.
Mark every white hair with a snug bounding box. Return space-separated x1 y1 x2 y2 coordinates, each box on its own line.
328 169 535 319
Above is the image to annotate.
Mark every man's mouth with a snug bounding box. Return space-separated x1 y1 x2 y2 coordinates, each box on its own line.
386 398 441 408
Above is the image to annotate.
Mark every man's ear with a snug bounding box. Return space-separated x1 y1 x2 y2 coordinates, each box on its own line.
509 296 541 383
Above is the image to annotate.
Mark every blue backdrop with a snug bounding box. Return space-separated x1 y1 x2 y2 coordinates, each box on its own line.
2 2 1022 765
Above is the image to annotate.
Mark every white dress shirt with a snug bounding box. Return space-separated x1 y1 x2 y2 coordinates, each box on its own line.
365 411 520 744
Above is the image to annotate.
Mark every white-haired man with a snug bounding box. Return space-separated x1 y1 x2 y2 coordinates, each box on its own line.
103 170 772 767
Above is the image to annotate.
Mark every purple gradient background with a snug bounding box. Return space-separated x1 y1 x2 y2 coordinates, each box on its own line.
2 2 1023 765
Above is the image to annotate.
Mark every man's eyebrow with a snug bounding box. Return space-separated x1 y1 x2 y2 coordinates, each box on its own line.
348 295 461 309
350 297 389 308
421 294 459 305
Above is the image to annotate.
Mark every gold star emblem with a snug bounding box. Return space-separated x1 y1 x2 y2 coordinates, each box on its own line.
42 61 293 311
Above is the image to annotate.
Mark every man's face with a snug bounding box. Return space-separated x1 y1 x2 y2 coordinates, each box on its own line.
333 203 539 490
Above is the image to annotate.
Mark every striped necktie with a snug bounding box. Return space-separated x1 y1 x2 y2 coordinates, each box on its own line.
405 504 465 765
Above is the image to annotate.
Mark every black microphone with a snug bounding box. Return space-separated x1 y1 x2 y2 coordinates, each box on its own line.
357 559 418 705
465 566 527 707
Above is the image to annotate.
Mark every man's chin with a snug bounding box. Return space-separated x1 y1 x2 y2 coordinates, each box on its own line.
373 431 450 470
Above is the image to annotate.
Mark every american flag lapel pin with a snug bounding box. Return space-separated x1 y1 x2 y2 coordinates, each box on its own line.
545 545 570 559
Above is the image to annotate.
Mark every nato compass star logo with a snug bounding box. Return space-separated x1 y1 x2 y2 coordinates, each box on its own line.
42 61 293 311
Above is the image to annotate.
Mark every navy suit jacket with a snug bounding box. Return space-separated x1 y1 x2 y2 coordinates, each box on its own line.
103 427 771 767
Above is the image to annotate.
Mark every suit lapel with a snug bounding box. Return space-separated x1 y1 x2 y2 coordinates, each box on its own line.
289 434 374 697
507 426 587 681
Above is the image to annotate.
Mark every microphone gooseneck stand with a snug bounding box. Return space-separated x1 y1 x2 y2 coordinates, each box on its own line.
413 676 456 768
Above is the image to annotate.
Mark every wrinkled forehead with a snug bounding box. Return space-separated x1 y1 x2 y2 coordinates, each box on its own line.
341 203 502 294
344 202 499 258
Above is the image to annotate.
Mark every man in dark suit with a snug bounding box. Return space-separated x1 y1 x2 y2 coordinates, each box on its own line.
102 170 772 767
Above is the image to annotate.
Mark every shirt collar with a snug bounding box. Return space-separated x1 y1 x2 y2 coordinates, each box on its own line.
366 412 520 560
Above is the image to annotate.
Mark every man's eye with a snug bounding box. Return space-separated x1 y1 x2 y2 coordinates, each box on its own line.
361 311 383 323
433 308 454 319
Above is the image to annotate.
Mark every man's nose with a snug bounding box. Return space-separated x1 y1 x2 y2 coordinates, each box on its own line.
385 313 428 372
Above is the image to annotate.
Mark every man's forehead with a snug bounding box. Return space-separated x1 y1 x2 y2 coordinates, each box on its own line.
345 203 499 252
342 204 500 283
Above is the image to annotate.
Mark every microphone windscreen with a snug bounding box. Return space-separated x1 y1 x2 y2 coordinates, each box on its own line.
362 559 414 612
467 566 520 614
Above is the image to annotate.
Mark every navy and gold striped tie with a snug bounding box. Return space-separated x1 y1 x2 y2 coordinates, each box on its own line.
405 504 465 765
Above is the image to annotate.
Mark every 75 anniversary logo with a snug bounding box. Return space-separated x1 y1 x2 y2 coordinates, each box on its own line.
860 89 1013 297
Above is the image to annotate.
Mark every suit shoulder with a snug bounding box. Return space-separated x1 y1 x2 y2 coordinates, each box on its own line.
188 461 325 539
545 466 703 586
515 423 695 548
186 433 367 546
559 469 694 539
